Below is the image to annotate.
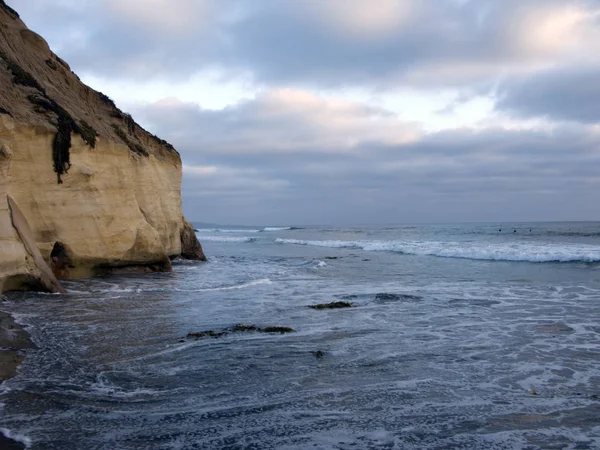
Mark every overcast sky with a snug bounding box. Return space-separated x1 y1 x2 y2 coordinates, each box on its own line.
12 0 600 225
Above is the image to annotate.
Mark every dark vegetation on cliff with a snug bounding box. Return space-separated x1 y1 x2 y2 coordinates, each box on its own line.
0 0 18 20
44 58 57 70
0 48 175 182
111 124 149 156
0 4 178 183
98 91 116 108
26 92 98 182
0 50 45 93
0 51 101 182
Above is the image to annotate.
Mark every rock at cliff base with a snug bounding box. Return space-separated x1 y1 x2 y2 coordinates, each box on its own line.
181 219 207 261
0 311 35 383
50 241 73 279
0 434 26 450
7 195 65 293
0 2 205 290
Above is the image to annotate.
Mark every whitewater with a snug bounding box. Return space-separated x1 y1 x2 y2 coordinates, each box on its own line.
1 222 599 449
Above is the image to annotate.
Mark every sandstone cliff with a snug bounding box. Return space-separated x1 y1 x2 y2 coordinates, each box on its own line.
0 1 205 293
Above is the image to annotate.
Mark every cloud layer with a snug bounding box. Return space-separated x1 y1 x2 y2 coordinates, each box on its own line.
16 0 600 87
12 0 600 224
131 92 600 224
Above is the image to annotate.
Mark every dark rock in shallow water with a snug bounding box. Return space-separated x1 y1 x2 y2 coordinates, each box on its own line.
324 256 339 260
187 331 207 339
186 330 226 339
535 322 574 334
262 326 295 334
311 350 325 359
375 293 422 302
0 434 26 450
186 324 294 339
181 219 207 261
308 301 353 310
230 324 258 332
207 330 227 338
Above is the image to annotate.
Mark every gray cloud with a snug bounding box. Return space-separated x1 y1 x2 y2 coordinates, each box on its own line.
10 0 600 224
129 95 600 224
497 65 600 123
13 0 600 88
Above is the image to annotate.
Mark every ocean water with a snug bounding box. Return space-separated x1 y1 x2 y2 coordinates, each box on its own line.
1 222 600 449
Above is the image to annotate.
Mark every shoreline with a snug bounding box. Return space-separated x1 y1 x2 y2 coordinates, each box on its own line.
0 310 35 384
0 310 34 450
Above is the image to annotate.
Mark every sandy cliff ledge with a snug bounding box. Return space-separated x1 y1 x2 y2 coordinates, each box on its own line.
0 1 205 292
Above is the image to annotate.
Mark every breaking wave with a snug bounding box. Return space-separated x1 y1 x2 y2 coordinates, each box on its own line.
197 236 256 243
196 226 302 233
276 238 360 249
275 239 600 262
196 228 261 233
200 278 273 291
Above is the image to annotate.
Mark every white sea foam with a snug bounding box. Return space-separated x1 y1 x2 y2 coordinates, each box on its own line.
173 278 273 293
197 236 256 243
275 238 600 262
1 428 32 447
302 260 327 269
204 278 272 291
263 227 292 231
276 238 361 249
79 379 173 399
196 228 261 233
217 229 261 233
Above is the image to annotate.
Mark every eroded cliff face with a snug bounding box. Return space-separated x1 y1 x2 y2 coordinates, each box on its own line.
0 2 205 293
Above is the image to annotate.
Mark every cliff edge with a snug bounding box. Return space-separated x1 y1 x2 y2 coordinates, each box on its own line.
0 1 205 293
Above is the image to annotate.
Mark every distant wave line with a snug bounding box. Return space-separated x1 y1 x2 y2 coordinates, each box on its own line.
196 228 262 233
195 226 300 233
196 236 256 243
274 238 600 263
